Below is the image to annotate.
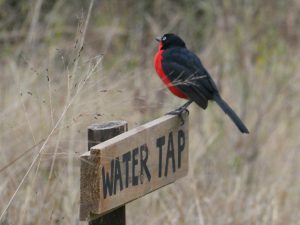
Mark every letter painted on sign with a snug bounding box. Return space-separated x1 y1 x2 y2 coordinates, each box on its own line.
113 157 123 195
140 144 151 183
132 148 139 186
177 130 185 169
122 151 131 188
102 159 114 199
165 132 175 176
156 136 165 177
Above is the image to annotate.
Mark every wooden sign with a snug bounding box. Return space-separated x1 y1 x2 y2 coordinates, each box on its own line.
80 112 189 220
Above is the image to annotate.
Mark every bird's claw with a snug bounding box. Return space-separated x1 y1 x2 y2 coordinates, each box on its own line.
165 108 189 125
166 108 189 115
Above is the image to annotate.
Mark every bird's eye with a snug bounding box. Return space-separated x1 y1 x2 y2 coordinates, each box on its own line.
162 36 167 41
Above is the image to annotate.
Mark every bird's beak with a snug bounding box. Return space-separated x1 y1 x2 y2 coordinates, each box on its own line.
155 36 161 42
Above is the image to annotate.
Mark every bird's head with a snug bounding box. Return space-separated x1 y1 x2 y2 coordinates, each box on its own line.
156 33 186 50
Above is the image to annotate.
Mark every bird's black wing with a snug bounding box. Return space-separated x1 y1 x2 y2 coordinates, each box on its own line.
162 47 219 109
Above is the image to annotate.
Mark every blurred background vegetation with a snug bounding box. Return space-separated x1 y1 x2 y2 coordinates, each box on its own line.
0 0 299 224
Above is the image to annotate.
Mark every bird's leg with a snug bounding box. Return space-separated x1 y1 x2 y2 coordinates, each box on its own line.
166 100 193 125
167 99 193 115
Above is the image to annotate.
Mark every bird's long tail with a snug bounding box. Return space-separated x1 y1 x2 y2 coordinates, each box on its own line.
213 94 249 134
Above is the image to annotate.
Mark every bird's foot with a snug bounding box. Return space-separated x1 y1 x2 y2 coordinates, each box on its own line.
165 100 192 125
166 107 189 125
166 107 189 116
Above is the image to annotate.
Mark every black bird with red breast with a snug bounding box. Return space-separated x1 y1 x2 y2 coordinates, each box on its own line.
154 33 249 134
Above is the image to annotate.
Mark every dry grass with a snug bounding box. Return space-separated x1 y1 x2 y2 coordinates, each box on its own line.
0 0 300 224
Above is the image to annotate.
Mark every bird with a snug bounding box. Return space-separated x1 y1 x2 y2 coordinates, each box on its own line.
154 33 249 134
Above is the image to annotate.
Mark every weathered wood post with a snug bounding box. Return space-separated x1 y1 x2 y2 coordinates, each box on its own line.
80 112 189 224
83 121 128 225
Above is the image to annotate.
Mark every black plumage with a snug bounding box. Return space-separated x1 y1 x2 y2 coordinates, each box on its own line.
158 34 249 133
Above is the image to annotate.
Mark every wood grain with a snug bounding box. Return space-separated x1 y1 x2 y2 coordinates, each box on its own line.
80 112 189 220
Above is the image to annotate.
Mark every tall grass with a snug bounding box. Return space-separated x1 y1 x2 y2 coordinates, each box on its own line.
0 0 299 224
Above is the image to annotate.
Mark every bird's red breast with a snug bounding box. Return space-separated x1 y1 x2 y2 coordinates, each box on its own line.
154 43 188 99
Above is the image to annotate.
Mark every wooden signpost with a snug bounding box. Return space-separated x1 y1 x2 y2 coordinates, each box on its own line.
80 112 189 223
